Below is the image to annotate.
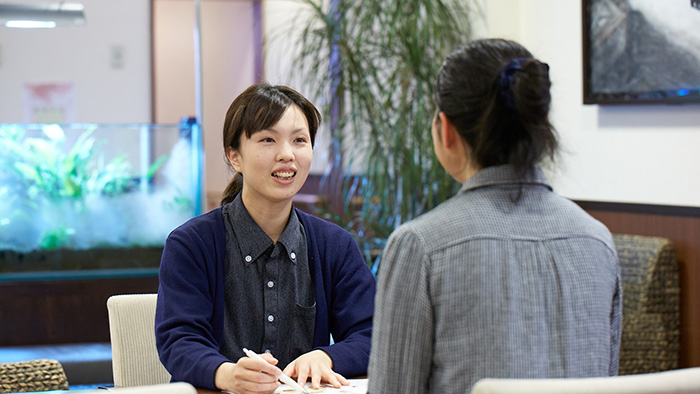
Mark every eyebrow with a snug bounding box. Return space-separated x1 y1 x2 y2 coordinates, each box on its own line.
263 127 309 134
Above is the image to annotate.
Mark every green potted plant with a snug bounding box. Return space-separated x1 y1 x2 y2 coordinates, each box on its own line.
289 0 479 269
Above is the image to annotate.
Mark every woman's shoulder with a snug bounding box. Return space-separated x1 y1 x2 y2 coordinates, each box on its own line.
161 207 226 270
295 209 362 257
391 195 463 238
295 208 348 236
169 206 224 239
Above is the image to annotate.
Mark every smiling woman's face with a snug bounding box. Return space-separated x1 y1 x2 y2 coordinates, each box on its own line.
227 104 313 208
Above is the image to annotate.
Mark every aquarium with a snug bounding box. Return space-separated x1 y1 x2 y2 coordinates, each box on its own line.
0 119 202 277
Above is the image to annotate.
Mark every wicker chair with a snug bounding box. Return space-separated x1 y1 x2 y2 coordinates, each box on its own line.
0 359 69 393
613 234 680 375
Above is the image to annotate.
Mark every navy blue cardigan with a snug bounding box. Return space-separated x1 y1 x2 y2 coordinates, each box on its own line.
155 207 376 390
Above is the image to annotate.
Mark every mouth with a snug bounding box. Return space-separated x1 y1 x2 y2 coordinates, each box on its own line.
272 171 296 180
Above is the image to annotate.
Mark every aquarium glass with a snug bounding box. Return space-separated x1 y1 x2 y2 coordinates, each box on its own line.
0 120 202 256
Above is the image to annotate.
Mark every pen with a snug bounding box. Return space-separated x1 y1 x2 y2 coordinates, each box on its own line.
242 348 309 394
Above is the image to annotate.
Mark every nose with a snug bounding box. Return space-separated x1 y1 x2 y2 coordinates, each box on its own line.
276 141 294 162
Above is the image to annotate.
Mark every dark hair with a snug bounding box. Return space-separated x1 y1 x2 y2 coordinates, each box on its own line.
435 38 558 181
220 83 321 206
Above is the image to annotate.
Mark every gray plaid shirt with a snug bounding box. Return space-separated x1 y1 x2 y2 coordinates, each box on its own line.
368 165 622 394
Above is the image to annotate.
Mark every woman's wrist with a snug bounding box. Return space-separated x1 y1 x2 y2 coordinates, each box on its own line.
214 361 236 391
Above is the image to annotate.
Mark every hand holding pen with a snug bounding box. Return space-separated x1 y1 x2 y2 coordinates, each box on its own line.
213 350 283 394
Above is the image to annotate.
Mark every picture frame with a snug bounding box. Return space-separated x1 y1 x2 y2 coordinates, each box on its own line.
582 0 700 104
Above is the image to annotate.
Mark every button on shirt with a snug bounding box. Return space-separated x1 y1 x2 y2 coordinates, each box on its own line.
220 194 315 368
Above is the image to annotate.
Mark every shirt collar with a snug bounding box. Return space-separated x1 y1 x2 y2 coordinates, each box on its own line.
275 207 303 264
229 194 303 265
459 165 553 195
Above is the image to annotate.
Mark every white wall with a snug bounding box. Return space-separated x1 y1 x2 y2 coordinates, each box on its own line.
263 0 332 176
266 0 700 208
498 0 700 208
0 0 151 123
153 0 258 198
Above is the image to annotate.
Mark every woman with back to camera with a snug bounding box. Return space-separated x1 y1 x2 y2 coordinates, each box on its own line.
155 83 376 394
368 38 622 393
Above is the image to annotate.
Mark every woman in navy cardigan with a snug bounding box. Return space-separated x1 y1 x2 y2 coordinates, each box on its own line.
155 83 376 394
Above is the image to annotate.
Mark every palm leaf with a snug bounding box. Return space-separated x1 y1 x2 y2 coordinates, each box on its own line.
289 0 479 267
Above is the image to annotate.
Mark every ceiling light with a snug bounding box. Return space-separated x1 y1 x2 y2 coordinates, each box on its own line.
0 3 86 28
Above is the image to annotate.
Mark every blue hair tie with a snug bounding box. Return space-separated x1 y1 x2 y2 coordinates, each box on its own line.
497 57 532 110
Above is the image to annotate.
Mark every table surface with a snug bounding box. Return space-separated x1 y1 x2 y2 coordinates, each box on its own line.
21 378 368 393
196 378 368 393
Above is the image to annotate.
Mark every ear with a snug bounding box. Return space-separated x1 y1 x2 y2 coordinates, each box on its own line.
226 147 242 173
437 112 459 150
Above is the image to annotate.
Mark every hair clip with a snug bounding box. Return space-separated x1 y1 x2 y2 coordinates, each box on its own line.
497 57 533 109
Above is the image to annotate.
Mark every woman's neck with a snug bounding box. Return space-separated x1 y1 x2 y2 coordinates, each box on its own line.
240 193 292 243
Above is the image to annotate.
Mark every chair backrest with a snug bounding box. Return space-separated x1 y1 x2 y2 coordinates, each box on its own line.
471 367 700 394
84 382 196 394
613 234 680 374
0 359 69 393
107 294 171 387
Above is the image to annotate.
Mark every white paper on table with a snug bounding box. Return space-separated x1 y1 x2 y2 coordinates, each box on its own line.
274 378 368 393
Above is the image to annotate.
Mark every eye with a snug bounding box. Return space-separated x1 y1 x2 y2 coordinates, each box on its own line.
294 137 308 144
260 137 275 143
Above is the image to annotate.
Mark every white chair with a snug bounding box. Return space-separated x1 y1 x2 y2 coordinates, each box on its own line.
470 367 700 394
107 294 171 387
84 382 196 394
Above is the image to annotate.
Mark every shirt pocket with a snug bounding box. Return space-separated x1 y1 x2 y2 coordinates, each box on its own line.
289 302 316 359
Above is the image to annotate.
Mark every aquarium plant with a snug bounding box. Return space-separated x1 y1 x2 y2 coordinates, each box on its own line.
0 124 192 253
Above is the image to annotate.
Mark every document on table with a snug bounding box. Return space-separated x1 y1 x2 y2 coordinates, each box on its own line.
274 378 368 393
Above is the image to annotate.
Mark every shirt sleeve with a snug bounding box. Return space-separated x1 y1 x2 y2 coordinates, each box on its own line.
315 228 376 377
368 224 433 394
609 264 623 375
155 224 229 390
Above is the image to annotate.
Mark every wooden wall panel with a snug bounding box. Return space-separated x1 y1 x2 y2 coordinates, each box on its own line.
578 202 700 368
0 276 159 346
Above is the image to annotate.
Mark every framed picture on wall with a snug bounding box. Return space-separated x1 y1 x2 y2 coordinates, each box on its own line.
582 0 700 104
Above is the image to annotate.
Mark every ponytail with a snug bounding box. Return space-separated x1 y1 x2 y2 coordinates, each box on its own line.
220 173 243 206
489 57 557 181
435 39 558 182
